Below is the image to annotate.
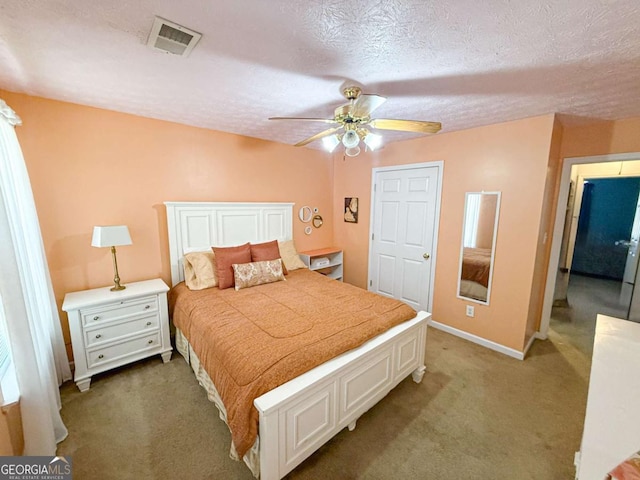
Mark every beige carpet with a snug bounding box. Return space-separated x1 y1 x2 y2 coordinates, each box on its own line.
57 316 591 480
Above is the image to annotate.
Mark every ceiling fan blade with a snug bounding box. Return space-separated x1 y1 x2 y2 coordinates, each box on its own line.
269 116 338 124
294 126 343 147
369 118 442 134
351 94 387 118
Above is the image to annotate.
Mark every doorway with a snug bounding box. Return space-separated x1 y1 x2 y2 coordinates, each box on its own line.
541 153 640 339
562 176 640 315
551 175 640 352
571 177 640 280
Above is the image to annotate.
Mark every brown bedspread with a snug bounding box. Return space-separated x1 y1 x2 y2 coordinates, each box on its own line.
169 269 416 458
461 247 492 288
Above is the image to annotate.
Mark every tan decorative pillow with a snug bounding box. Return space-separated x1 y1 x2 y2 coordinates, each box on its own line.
213 243 252 289
233 259 286 291
183 251 218 290
277 240 307 271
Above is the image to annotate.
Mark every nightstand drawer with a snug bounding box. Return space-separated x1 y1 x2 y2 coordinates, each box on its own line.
84 314 159 347
81 295 158 326
87 332 161 368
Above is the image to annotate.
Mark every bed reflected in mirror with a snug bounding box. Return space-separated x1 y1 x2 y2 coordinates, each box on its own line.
457 192 501 305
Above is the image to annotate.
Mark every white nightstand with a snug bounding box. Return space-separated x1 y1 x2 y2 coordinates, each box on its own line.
299 247 343 281
62 278 172 392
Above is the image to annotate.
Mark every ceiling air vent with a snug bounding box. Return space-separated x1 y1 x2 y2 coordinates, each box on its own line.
147 17 201 57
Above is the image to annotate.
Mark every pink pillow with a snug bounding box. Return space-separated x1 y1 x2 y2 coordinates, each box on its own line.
608 451 640 479
212 243 252 289
250 240 288 275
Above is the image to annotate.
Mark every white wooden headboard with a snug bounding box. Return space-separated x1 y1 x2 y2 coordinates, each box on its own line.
164 202 294 286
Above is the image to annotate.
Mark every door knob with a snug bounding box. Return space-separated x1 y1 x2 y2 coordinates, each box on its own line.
423 253 430 260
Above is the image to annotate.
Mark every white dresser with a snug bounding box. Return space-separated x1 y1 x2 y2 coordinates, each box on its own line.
576 314 640 479
63 278 172 392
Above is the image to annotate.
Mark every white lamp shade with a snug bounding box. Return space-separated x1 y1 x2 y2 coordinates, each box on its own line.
341 129 360 149
91 225 132 247
322 134 340 153
363 132 383 151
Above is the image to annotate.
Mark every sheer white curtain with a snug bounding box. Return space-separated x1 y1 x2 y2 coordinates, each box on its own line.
0 99 72 454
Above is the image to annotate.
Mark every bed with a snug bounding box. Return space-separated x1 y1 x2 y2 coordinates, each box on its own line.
165 201 430 480
459 247 491 302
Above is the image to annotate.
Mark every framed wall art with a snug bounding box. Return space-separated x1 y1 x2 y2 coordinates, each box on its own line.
344 197 358 223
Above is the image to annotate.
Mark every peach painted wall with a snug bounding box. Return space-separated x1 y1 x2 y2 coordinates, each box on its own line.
1 90 334 360
561 117 640 158
11 81 638 362
524 116 564 343
476 194 498 249
333 115 556 352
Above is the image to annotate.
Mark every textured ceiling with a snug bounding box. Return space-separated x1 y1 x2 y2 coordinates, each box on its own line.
1 0 639 149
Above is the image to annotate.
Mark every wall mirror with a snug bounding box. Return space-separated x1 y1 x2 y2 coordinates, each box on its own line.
312 214 323 228
457 192 501 305
299 206 312 223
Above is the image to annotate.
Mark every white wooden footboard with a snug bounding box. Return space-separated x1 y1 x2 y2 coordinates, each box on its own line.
254 311 429 480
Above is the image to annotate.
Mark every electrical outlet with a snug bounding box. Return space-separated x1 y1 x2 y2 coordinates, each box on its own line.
466 305 475 317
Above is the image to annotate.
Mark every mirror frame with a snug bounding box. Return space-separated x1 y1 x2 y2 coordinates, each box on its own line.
298 206 312 223
312 214 323 228
456 191 501 305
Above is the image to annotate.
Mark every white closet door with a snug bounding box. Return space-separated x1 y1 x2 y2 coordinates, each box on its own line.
369 165 440 312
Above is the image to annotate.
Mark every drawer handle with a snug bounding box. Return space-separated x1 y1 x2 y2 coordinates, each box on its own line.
98 354 104 359
147 339 153 344
93 316 100 321
146 321 152 326
144 305 151 310
95 334 102 339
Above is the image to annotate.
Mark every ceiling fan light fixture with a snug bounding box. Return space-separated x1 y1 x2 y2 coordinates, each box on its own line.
363 132 383 151
345 146 361 157
268 85 441 154
341 129 360 149
322 134 340 153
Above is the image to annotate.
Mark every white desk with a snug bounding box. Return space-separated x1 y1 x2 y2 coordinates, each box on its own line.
577 315 640 479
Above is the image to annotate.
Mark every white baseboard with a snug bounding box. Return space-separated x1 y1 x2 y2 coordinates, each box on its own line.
428 320 531 360
534 331 547 340
521 332 540 358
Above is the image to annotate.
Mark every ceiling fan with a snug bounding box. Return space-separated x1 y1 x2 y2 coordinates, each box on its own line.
269 86 442 156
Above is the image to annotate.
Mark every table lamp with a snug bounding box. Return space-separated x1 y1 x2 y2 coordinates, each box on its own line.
91 225 132 291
